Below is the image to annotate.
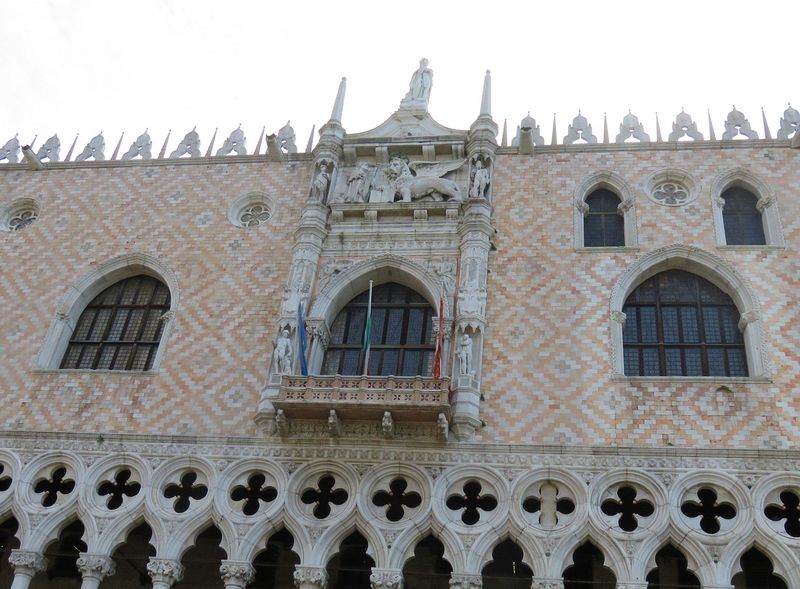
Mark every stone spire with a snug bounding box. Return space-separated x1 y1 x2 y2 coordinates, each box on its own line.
655 113 663 142
551 114 557 145
479 69 491 117
707 110 716 140
501 119 508 147
329 77 346 124
602 114 609 143
762 108 772 139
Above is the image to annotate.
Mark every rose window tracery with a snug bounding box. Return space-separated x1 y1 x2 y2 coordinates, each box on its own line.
238 203 270 227
652 182 690 206
8 208 38 231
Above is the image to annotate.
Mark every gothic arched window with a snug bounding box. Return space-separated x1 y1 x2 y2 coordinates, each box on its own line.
722 187 766 245
623 270 747 377
584 189 625 247
322 282 434 377
60 275 171 371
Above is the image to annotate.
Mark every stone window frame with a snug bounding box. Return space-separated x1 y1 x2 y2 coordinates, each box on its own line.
609 244 769 380
227 191 275 229
574 171 638 250
710 168 784 248
644 168 698 207
36 253 179 373
1 197 41 232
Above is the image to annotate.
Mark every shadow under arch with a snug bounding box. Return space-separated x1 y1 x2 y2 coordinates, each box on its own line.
36 252 180 370
633 528 714 587
168 515 237 563
548 529 629 581
467 526 545 576
719 531 799 588
608 243 768 377
238 515 310 565
310 513 387 569
95 512 167 560
387 519 463 572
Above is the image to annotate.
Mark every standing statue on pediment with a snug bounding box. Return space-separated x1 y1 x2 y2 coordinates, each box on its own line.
400 58 433 111
310 159 332 202
344 163 371 203
457 332 473 376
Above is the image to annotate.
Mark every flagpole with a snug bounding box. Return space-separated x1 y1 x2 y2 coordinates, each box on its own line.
363 280 373 376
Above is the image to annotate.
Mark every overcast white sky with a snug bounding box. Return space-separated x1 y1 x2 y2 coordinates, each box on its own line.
1 0 796 154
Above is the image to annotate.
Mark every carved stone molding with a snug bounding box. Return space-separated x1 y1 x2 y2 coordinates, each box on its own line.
219 561 255 587
610 310 626 326
370 568 403 589
9 550 47 575
77 554 116 580
147 559 185 585
294 565 328 589
738 309 761 332
531 579 565 589
449 573 482 589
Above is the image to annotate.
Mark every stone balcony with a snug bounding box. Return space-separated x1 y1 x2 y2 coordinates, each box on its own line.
272 375 451 423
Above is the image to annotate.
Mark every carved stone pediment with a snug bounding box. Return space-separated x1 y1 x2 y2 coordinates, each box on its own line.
346 110 466 141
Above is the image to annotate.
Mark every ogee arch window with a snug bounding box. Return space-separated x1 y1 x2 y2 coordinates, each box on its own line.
60 275 171 371
622 270 747 377
721 187 766 245
584 189 625 247
322 282 434 377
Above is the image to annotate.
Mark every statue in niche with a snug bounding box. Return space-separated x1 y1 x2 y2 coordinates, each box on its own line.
216 126 247 156
399 58 433 110
121 130 152 160
457 332 473 376
384 157 463 202
0 135 20 163
273 329 293 375
469 158 491 199
76 133 106 161
277 121 297 154
310 159 331 202
344 163 372 203
170 128 201 158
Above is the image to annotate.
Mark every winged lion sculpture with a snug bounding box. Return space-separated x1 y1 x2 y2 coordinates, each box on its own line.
385 157 464 203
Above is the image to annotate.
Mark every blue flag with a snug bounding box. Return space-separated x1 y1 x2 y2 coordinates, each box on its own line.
297 301 309 376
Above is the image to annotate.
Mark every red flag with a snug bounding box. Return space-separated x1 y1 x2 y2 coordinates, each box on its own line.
433 297 444 378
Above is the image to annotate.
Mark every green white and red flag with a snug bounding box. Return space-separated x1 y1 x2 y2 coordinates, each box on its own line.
362 280 373 376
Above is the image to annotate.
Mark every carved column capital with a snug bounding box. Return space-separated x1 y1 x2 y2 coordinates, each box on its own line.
575 199 590 216
294 565 328 589
449 573 482 589
370 568 403 589
531 579 564 589
756 195 775 212
77 554 116 580
617 197 634 214
220 561 255 588
611 310 627 326
147 558 185 587
9 549 47 576
738 309 760 332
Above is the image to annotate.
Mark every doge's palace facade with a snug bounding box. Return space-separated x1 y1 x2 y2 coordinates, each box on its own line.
1 62 800 589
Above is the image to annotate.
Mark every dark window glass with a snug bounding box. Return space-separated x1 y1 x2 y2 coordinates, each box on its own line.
623 270 747 377
322 282 435 377
584 189 625 247
60 275 171 371
722 187 766 245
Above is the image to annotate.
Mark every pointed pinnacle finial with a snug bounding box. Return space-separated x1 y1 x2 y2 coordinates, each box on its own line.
761 107 772 139
329 77 347 124
602 113 609 144
479 69 492 117
501 119 508 147
707 110 716 141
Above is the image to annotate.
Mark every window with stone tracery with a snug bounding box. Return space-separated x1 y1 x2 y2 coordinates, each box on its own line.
60 275 171 371
584 189 624 247
322 282 434 377
623 270 747 377
721 187 766 245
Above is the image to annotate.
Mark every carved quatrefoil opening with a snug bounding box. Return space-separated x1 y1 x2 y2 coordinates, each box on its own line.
300 475 348 519
680 487 736 534
600 485 654 532
33 467 75 507
230 473 278 516
0 464 11 493
163 472 208 513
239 203 271 227
97 469 141 510
9 209 38 231
522 482 575 527
652 182 690 206
372 478 422 522
764 490 800 537
446 480 497 525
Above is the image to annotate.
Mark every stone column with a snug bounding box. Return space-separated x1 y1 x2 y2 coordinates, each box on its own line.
294 565 328 589
370 567 403 588
452 201 493 440
9 550 47 589
220 560 255 589
449 573 482 589
531 578 564 589
77 554 116 589
147 558 184 589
